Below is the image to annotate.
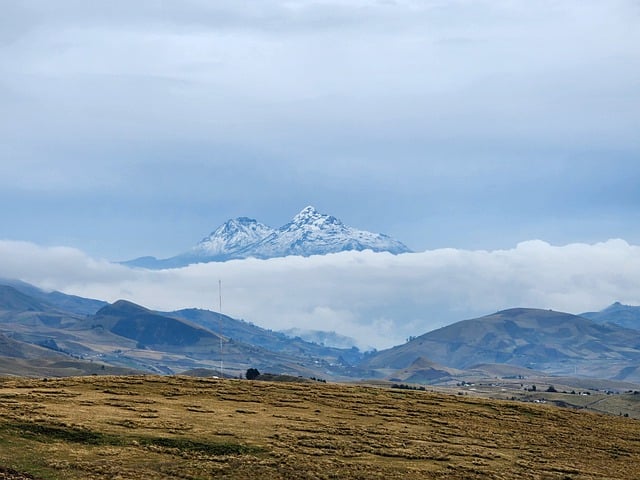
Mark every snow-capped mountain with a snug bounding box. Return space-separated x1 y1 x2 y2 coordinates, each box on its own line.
123 206 411 269
238 206 410 259
191 217 275 258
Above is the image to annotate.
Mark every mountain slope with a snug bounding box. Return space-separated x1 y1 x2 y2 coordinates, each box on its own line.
124 217 276 268
72 300 366 377
192 217 276 258
0 296 142 377
237 206 411 259
581 302 640 330
0 332 66 360
123 206 411 268
6 280 640 383
0 278 106 315
0 285 83 329
171 308 363 365
0 281 366 378
389 356 465 383
84 300 222 348
0 285 48 312
360 308 640 381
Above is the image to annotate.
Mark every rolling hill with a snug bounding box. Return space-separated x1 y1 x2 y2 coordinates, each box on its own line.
361 308 640 382
582 302 640 330
3 280 640 385
0 281 365 378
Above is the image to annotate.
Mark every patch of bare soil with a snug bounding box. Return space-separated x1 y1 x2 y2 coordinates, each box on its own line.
0 467 41 480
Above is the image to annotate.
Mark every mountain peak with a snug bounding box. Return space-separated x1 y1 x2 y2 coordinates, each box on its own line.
290 206 342 229
248 207 410 258
192 217 275 258
293 205 325 219
297 205 319 217
123 206 412 268
96 299 150 317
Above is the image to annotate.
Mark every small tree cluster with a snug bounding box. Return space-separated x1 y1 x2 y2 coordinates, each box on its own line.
245 368 260 380
391 383 426 391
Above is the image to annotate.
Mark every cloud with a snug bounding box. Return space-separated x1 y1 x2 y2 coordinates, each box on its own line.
2 239 639 349
1 1 639 259
4 1 639 156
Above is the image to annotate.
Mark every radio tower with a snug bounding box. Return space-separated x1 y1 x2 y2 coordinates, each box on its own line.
218 279 223 379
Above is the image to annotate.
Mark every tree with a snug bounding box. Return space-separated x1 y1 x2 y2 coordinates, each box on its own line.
245 368 260 380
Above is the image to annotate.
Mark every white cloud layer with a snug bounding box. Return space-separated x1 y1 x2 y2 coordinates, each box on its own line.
2 239 639 349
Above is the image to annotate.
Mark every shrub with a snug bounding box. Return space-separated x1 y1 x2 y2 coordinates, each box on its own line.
245 368 260 380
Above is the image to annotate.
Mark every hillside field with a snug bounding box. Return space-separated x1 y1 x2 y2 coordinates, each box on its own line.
1 375 640 479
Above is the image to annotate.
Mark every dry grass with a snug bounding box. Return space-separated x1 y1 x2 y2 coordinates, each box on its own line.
1 375 639 479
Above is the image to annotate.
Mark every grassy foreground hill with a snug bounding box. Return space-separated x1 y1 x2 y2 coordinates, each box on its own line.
1 376 640 479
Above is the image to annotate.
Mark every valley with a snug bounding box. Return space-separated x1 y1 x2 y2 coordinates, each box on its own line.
2 280 640 395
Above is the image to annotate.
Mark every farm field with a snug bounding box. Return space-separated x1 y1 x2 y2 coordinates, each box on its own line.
1 375 640 479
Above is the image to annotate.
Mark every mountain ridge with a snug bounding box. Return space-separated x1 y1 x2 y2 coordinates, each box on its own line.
581 302 640 330
3 279 640 385
361 307 640 381
0 281 367 378
123 206 411 269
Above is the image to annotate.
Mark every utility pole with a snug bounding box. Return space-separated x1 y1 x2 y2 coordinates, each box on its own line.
219 279 223 379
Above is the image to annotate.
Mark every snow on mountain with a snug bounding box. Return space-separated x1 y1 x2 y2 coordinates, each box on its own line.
239 206 411 259
123 206 411 269
191 217 275 258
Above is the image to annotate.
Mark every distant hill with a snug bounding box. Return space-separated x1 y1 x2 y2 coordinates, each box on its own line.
0 277 106 315
388 356 465 384
581 302 640 330
0 285 82 329
360 308 640 382
0 332 139 377
123 206 411 269
0 285 48 312
0 331 63 360
0 280 365 379
87 300 221 348
171 308 362 365
4 279 640 384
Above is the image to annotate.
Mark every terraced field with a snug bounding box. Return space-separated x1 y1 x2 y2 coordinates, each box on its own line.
0 375 639 479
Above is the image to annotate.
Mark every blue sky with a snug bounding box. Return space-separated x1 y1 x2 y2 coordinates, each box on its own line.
1 1 640 347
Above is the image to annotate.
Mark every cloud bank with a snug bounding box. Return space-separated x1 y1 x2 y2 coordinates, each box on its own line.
2 239 639 349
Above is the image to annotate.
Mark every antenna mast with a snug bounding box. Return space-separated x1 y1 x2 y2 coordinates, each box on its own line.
218 279 223 379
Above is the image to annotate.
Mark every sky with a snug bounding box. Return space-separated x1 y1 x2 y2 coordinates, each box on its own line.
1 1 640 348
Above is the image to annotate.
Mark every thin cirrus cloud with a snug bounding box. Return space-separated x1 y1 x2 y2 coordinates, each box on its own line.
1 239 638 349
